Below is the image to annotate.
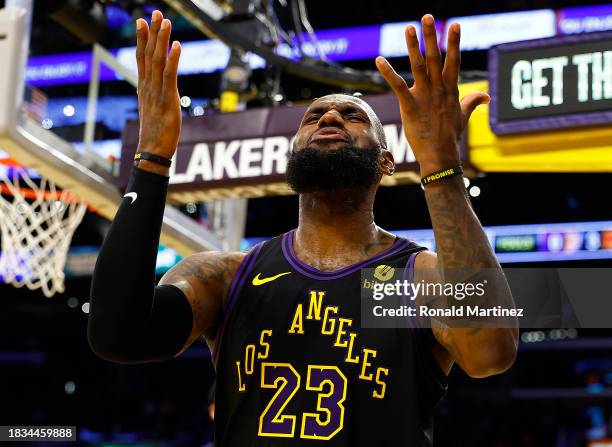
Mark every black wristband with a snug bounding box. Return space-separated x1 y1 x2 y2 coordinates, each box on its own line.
421 165 463 186
134 151 173 167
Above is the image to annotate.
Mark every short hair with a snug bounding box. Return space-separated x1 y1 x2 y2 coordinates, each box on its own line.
315 94 387 149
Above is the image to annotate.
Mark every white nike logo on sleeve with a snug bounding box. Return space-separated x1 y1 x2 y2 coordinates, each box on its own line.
123 192 138 204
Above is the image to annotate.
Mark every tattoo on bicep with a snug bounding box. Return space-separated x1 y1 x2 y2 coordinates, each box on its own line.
161 253 243 337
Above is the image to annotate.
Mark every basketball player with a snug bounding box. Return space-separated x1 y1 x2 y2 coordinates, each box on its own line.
89 10 518 446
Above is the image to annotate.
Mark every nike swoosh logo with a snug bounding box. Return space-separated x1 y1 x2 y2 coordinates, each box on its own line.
124 192 138 204
252 272 292 286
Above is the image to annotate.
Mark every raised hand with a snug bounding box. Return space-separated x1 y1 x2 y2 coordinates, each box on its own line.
375 15 489 177
135 10 182 171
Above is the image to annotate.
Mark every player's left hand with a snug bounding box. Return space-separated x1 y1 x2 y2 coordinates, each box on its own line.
375 14 489 177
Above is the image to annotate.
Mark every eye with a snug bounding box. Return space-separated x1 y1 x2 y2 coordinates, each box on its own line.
346 113 364 121
305 114 320 123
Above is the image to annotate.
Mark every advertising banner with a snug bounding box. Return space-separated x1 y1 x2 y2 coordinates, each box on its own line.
489 31 612 134
557 5 612 35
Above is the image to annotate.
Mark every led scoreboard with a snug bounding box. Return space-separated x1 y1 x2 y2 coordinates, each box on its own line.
489 31 612 134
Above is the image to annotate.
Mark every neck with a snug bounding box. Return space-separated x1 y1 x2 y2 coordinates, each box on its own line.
295 187 388 257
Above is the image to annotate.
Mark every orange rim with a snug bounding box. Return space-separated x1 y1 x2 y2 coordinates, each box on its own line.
0 158 23 167
0 185 100 213
0 184 80 202
0 162 98 212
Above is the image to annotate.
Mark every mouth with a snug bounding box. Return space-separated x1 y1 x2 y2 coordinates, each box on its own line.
309 128 350 144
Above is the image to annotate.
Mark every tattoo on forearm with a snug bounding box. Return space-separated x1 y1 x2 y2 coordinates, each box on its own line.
423 176 517 349
424 177 496 269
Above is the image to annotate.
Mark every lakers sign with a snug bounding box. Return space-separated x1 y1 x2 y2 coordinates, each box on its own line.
120 93 468 203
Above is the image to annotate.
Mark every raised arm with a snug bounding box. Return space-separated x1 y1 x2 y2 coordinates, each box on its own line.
88 10 243 364
376 15 518 378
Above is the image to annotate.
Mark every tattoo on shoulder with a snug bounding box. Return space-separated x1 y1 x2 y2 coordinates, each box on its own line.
363 235 395 257
161 251 245 297
364 242 386 256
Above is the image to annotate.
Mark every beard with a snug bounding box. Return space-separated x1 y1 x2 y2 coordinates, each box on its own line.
285 145 381 194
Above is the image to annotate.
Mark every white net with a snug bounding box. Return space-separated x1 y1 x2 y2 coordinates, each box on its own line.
0 166 87 297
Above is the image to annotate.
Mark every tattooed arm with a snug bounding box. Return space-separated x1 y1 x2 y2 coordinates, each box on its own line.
415 182 518 378
159 251 246 353
377 14 518 378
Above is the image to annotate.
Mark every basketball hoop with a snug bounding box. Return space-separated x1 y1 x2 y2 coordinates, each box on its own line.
0 165 86 297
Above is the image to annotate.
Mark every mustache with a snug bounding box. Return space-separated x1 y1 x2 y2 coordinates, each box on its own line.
306 126 352 146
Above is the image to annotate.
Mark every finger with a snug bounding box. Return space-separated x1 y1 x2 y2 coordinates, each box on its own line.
152 19 171 91
163 41 181 93
460 92 490 121
404 25 427 86
442 22 461 89
421 14 443 88
144 10 163 82
375 56 414 110
135 19 149 86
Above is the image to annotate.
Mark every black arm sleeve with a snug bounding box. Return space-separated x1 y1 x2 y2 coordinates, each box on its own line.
88 167 193 364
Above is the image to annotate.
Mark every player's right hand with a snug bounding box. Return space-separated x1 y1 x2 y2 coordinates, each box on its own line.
135 10 182 159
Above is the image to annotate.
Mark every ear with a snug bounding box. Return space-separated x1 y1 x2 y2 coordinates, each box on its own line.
380 149 395 176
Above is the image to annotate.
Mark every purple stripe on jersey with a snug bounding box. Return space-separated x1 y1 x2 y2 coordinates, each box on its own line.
282 230 410 280
223 249 252 311
402 250 448 386
230 243 264 311
212 243 264 369
401 251 421 328
396 250 449 390
286 229 405 275
408 251 419 286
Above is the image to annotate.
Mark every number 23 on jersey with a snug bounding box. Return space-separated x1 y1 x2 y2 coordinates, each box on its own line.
257 363 347 440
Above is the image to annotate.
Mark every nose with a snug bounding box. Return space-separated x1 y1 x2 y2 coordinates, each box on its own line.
317 109 344 128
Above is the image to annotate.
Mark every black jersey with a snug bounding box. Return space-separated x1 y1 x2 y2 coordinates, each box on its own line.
213 230 448 446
